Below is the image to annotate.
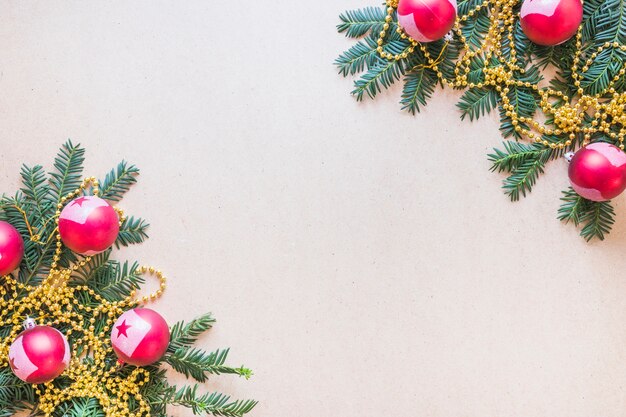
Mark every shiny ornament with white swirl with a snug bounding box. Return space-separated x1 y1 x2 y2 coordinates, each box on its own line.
9 318 71 384
568 143 626 201
520 0 583 46
397 0 457 43
58 195 120 255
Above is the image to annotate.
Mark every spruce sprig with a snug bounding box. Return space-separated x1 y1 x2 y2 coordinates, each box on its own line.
558 187 615 241
336 0 626 240
0 141 256 416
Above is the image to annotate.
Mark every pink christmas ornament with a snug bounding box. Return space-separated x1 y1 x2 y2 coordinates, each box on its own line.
397 0 457 43
568 143 626 201
520 0 582 46
58 196 120 255
111 308 169 367
9 319 70 384
0 221 24 276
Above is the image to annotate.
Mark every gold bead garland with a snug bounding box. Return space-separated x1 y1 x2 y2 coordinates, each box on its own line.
376 0 626 150
0 177 167 417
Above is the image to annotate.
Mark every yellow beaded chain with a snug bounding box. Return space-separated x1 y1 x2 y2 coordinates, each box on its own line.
0 177 166 417
377 0 626 150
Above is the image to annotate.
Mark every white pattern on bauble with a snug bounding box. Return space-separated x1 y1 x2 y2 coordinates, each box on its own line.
572 185 604 201
9 335 38 380
520 0 560 18
62 333 70 366
112 310 151 357
398 13 429 42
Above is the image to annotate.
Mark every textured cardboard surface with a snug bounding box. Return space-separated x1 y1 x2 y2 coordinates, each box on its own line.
1 1 626 416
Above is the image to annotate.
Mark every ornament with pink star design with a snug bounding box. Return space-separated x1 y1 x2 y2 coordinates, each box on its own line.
9 320 70 384
111 308 170 366
58 195 120 255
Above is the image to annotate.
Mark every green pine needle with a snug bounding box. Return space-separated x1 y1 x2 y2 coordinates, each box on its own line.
337 6 389 38
115 216 149 248
457 88 497 121
166 347 253 382
558 187 615 241
166 385 257 417
99 161 140 203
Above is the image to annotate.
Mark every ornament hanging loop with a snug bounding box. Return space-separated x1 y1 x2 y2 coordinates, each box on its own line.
22 316 36 330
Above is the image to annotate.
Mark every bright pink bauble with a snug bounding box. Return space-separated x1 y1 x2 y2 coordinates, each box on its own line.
0 221 24 276
568 143 626 201
9 325 70 384
397 0 457 43
111 308 170 366
58 196 120 255
520 0 582 46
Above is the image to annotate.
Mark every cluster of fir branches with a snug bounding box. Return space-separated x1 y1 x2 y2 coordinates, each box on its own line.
335 0 626 241
0 141 256 417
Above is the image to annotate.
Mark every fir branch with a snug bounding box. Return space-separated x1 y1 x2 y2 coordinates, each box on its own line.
557 187 588 226
166 347 252 382
501 21 531 66
85 260 144 302
558 187 615 241
20 164 51 222
582 0 606 41
457 88 498 121
400 68 437 114
351 59 405 100
165 385 257 417
54 397 104 417
168 314 216 353
488 142 559 201
72 249 112 282
460 9 490 48
580 201 615 241
0 368 35 417
337 6 389 38
457 0 484 15
502 156 546 201
335 37 380 76
580 0 626 95
115 216 149 248
99 161 140 203
48 140 85 204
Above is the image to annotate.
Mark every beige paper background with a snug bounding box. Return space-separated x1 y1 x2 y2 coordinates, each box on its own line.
1 1 626 416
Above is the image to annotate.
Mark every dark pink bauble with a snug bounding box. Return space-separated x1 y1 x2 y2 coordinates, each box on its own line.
568 143 626 201
397 0 457 43
520 0 582 46
111 308 170 367
9 325 70 384
58 196 119 255
0 221 24 276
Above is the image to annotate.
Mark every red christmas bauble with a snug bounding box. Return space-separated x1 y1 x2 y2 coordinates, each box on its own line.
397 0 457 43
58 196 120 255
568 143 626 201
111 308 169 366
0 221 23 276
520 0 582 46
9 322 70 384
